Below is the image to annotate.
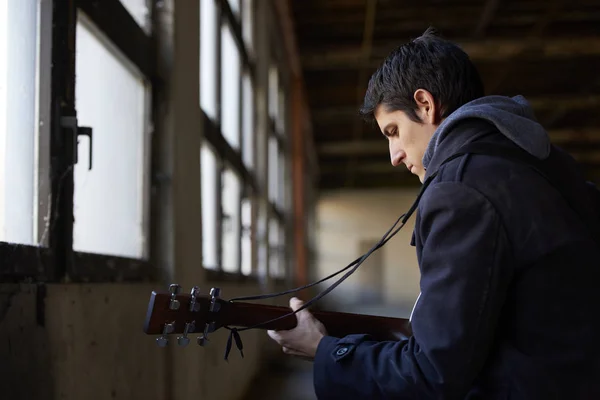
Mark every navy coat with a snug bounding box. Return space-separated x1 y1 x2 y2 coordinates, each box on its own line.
313 96 600 399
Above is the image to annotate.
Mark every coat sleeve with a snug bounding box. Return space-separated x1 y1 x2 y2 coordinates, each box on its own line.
313 181 514 400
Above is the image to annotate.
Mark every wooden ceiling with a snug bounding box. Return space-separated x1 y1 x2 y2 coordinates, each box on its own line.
290 0 600 189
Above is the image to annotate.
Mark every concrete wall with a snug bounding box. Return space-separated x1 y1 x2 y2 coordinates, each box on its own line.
314 188 422 317
0 1 284 399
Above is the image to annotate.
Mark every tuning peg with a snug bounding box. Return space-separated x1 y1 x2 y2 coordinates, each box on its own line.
156 322 174 347
169 284 181 310
189 286 200 312
197 336 207 346
177 321 195 347
209 287 221 312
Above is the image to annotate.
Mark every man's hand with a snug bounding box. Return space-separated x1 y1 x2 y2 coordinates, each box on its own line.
267 297 328 360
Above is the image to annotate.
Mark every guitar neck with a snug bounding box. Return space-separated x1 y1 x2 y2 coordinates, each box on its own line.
221 301 412 341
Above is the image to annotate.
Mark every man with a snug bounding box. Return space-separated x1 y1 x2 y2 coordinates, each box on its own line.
267 27 600 399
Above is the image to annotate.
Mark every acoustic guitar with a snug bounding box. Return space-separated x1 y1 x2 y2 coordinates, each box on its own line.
144 284 412 348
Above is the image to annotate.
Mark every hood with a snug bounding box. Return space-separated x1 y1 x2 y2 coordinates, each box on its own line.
422 95 551 177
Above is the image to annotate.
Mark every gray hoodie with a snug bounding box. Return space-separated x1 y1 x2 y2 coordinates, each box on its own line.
422 95 551 178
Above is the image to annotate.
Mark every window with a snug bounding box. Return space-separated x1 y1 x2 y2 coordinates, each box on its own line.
200 0 218 120
0 0 50 246
201 142 219 270
118 0 151 33
241 0 254 57
221 166 241 272
269 218 285 279
1 0 155 281
242 71 254 169
200 0 259 277
241 196 252 275
221 23 241 149
73 13 151 259
199 0 294 280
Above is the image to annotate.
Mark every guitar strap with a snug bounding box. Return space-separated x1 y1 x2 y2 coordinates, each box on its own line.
222 141 599 360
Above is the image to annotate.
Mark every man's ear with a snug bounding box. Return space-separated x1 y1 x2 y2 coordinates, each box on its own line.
413 89 439 124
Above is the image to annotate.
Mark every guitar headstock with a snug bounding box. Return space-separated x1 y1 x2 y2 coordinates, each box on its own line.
144 284 228 347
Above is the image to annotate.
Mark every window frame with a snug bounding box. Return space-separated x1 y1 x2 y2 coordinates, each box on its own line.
1 0 157 282
201 0 259 282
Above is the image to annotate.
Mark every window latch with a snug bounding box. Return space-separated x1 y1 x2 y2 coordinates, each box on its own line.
60 116 94 170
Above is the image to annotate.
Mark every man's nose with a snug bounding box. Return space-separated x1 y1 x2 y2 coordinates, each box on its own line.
390 144 403 167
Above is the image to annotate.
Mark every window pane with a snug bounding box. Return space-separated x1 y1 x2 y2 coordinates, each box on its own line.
269 218 284 278
74 14 150 259
201 142 219 269
0 0 42 245
118 0 151 33
268 136 278 204
268 65 278 119
242 71 254 169
278 145 286 209
221 23 240 149
200 0 217 119
277 85 286 134
228 0 240 17
256 200 268 277
241 0 253 56
241 196 252 276
222 167 241 273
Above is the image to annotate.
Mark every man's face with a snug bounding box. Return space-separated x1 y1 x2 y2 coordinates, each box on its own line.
374 91 440 182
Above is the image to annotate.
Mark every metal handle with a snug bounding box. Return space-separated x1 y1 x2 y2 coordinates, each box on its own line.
60 116 93 170
77 127 93 170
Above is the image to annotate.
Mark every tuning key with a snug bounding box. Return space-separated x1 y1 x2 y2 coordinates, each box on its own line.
156 322 175 347
177 321 195 347
169 284 181 310
189 286 200 312
209 287 221 312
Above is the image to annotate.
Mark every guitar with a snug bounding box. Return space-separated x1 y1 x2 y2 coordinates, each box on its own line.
144 284 412 348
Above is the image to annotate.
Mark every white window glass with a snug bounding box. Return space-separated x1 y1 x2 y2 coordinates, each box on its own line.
0 0 48 245
269 218 284 278
241 0 253 56
242 72 254 169
74 14 150 259
222 167 241 273
200 0 217 119
268 65 278 119
268 136 278 204
256 200 268 278
221 24 240 149
118 0 151 33
241 197 252 276
228 0 240 18
201 142 219 269
277 85 286 134
278 146 286 209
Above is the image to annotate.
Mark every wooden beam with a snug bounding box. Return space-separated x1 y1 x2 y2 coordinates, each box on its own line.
346 0 378 186
487 0 564 93
317 128 600 156
312 95 600 123
473 0 501 37
300 36 600 70
320 152 600 175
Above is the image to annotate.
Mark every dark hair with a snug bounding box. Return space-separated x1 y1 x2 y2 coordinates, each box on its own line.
360 27 485 123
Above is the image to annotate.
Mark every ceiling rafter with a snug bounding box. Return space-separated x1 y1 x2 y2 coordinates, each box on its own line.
317 128 600 157
300 36 600 70
345 0 378 187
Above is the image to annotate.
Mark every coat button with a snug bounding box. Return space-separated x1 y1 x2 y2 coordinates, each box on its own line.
336 347 349 356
